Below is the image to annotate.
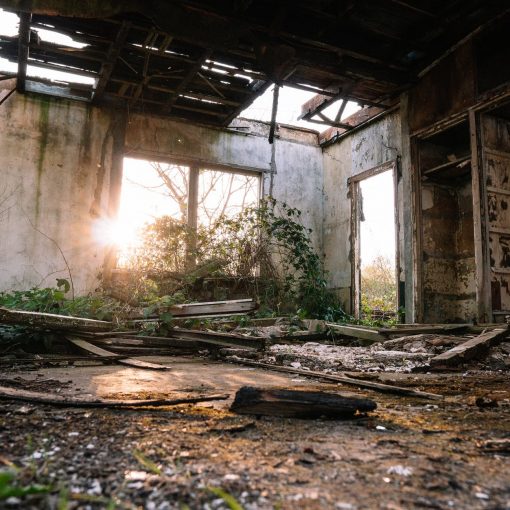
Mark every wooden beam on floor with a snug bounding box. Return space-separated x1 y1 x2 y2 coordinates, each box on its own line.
429 325 509 367
0 385 229 408
225 358 444 400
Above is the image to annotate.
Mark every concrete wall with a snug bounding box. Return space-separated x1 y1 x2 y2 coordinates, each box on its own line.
0 82 122 295
322 111 402 312
0 87 324 294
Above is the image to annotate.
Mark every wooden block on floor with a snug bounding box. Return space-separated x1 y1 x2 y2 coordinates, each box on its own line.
230 386 377 419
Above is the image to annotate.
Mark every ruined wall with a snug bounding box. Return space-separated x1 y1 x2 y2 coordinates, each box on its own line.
0 87 324 295
322 111 402 312
0 83 122 294
124 115 324 252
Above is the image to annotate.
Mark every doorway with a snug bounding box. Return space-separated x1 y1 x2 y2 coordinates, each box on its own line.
350 161 398 320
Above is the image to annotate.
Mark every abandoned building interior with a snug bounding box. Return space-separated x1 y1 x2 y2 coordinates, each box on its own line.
0 1 509 509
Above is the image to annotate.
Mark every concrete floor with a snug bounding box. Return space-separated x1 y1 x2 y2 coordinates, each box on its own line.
4 356 324 407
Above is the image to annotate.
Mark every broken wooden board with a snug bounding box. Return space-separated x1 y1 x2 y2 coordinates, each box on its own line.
67 337 169 370
326 323 386 342
168 299 256 317
230 386 376 419
226 358 444 400
430 325 509 367
0 385 228 408
0 307 113 332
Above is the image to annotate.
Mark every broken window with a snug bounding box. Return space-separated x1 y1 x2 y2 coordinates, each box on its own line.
114 157 260 267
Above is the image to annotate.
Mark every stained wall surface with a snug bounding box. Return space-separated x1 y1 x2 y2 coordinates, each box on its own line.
0 88 323 294
0 82 121 294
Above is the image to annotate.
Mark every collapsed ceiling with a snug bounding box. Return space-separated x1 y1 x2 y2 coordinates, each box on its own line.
0 0 507 127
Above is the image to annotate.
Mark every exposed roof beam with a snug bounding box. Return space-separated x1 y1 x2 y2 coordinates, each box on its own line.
16 12 32 92
93 20 132 101
335 99 348 123
299 93 342 120
166 49 212 112
305 113 353 131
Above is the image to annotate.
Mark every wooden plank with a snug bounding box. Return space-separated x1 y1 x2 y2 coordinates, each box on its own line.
168 299 256 317
430 325 508 367
378 324 469 335
326 323 386 342
67 337 169 370
0 307 113 332
226 358 443 400
0 385 228 408
230 386 376 419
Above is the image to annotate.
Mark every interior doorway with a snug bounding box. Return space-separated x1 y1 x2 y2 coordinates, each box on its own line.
350 161 398 320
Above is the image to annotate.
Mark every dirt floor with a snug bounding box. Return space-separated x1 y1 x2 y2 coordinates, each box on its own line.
0 356 509 510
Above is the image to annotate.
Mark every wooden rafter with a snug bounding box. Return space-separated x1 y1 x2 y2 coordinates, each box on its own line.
166 48 212 112
16 12 31 92
93 20 132 101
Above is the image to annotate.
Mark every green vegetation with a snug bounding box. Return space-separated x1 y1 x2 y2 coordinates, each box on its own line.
0 279 126 321
130 197 345 320
0 469 50 500
361 255 397 320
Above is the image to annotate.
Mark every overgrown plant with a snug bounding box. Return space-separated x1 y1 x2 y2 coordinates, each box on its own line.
129 197 344 319
0 279 129 321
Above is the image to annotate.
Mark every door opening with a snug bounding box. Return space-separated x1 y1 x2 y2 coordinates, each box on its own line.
350 162 398 320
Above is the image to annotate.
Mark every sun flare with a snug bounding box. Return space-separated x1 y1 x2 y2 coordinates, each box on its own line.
92 218 141 249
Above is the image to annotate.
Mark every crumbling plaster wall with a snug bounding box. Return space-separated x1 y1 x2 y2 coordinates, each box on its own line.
322 112 403 313
0 83 122 294
0 88 324 295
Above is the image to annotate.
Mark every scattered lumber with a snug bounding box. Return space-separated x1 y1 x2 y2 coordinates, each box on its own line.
326 322 469 342
67 337 169 370
167 328 265 350
230 386 376 418
225 358 444 400
0 307 113 332
430 325 509 367
0 385 229 408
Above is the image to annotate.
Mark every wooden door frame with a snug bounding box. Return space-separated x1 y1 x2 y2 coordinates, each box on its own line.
348 159 400 319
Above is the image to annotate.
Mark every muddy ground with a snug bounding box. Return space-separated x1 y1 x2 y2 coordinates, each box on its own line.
0 355 509 510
